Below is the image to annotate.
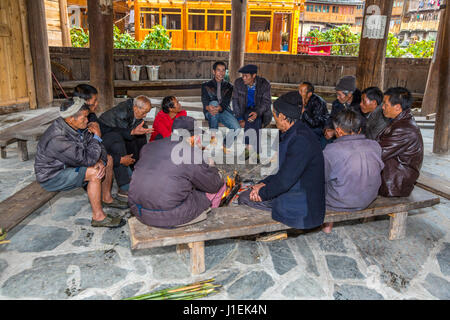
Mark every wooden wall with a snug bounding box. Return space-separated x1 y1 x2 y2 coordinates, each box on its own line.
0 0 36 113
45 0 63 46
49 47 431 93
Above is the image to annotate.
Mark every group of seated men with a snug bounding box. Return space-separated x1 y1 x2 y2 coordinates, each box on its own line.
34 61 424 232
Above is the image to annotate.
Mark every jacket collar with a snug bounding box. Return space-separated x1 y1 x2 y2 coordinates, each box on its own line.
392 108 413 123
335 134 366 143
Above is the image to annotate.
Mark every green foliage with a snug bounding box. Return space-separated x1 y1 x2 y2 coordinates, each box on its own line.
405 39 435 58
307 25 360 56
140 25 172 50
70 27 89 48
386 33 406 58
113 26 140 49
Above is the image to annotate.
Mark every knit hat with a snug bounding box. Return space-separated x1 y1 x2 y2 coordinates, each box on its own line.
335 76 356 92
273 97 302 120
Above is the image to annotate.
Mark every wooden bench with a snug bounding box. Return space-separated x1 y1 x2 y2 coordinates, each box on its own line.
128 186 440 275
0 109 59 161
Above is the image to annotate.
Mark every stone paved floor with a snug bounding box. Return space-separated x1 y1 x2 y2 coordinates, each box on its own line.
0 107 449 300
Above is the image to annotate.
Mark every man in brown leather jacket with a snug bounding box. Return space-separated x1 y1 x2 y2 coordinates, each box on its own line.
377 87 424 197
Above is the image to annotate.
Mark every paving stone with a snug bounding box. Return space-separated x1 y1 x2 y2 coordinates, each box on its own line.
6 225 72 253
333 284 384 300
308 230 348 253
74 218 91 226
0 170 34 202
235 241 262 265
282 275 325 298
204 239 237 270
0 259 8 276
326 255 365 280
0 250 128 299
267 241 297 275
227 271 274 299
132 245 176 257
150 253 190 280
51 199 88 221
82 294 112 300
72 227 94 247
133 260 148 276
101 227 130 248
436 242 450 276
214 269 241 287
291 237 320 277
117 282 145 299
346 218 445 292
422 273 450 300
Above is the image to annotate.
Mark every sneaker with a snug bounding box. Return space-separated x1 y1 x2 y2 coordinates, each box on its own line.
102 198 128 209
117 189 128 200
91 214 125 228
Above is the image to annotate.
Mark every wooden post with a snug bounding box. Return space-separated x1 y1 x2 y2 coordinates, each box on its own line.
388 211 408 240
432 5 449 154
182 2 188 50
229 0 247 83
356 0 394 91
87 0 114 113
134 0 140 41
188 241 205 275
59 0 71 47
17 140 28 162
25 0 53 108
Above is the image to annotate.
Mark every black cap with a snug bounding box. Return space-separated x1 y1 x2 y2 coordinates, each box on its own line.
172 116 205 136
335 75 356 92
273 97 301 120
238 64 258 74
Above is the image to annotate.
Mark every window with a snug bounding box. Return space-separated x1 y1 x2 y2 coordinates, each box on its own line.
225 15 231 31
207 14 224 31
142 13 159 29
249 11 271 32
332 6 339 13
188 9 205 30
315 5 321 12
161 8 181 30
323 5 330 13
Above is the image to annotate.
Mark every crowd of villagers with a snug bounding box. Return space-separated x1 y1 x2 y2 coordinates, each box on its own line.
34 61 423 233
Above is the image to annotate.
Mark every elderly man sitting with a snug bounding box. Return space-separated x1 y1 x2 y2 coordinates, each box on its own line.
98 95 153 200
128 116 226 228
238 98 325 230
35 97 125 228
322 109 384 233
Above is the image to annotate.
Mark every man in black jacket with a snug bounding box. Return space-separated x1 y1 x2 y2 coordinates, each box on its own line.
35 98 125 228
360 86 391 140
98 95 153 199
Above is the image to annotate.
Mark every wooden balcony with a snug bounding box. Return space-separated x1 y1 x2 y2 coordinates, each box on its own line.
304 12 355 24
400 20 439 32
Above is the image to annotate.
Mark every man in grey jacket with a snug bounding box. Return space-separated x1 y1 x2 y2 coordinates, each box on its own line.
322 109 384 233
35 97 125 228
128 116 225 228
360 87 391 140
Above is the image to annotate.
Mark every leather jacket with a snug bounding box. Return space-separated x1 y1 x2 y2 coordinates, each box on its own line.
201 78 233 115
377 109 424 197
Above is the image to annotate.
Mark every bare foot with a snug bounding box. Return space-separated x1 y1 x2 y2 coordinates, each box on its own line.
322 222 333 234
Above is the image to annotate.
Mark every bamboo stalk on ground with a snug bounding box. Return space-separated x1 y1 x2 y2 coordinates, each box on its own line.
123 278 221 300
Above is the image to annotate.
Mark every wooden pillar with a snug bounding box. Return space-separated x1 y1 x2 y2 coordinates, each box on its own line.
134 0 140 41
228 0 247 83
59 0 71 47
87 0 114 113
432 5 449 154
25 0 53 108
356 0 394 91
182 2 188 50
422 8 446 116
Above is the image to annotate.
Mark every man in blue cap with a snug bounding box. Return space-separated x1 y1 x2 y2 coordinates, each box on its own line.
232 64 272 158
238 97 326 231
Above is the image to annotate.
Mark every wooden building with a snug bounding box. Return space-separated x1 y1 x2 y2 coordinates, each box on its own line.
399 0 442 42
130 0 305 54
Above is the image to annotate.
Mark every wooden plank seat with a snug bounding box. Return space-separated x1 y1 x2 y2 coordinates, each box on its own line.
128 186 440 275
0 181 58 232
0 108 59 161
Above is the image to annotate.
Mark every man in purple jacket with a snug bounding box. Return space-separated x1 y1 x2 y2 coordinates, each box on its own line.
322 109 384 233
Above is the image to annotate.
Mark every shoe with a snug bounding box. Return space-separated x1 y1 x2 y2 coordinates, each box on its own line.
91 214 126 228
117 189 128 200
102 198 128 209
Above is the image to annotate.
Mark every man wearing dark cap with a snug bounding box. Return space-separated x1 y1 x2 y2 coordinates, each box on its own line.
128 116 226 228
238 98 326 230
232 64 272 157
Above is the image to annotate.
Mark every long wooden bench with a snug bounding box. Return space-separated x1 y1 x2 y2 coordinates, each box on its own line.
0 109 60 161
129 186 440 275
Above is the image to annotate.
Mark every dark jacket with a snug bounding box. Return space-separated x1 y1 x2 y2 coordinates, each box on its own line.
377 109 424 197
98 99 144 140
364 105 391 140
201 78 233 115
34 117 107 183
232 76 272 127
323 134 384 211
258 121 325 229
325 89 363 130
278 91 329 129
128 136 224 228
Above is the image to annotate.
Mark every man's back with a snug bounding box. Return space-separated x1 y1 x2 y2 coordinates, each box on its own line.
98 99 134 129
323 134 384 211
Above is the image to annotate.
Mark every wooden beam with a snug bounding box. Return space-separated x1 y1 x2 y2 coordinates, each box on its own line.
433 4 449 154
356 0 394 91
228 0 247 83
58 0 72 47
25 0 53 108
87 0 114 113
